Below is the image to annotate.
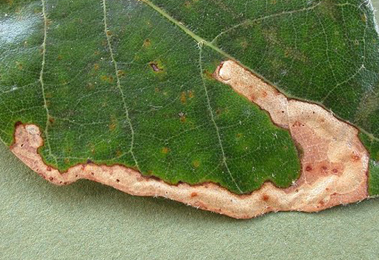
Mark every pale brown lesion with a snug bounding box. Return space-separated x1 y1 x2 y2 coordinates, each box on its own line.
10 60 369 219
213 60 368 211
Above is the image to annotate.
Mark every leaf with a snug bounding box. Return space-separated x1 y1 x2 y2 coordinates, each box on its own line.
0 0 378 218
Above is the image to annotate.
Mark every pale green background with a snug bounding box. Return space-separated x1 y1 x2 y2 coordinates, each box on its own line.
2 2 379 260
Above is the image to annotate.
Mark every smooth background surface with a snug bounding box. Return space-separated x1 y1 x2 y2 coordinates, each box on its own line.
1 2 379 259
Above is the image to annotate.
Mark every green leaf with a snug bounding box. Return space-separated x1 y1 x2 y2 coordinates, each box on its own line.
0 0 378 200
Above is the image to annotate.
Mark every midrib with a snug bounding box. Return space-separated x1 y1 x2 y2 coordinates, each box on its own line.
141 0 234 60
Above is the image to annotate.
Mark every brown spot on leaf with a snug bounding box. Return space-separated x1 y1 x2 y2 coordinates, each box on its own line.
143 38 151 47
180 91 187 104
48 116 55 125
179 112 186 123
191 192 198 198
117 70 125 77
101 75 114 83
352 154 360 162
161 147 170 154
149 62 162 72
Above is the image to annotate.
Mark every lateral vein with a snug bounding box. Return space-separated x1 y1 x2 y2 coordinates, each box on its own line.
102 0 140 171
40 0 58 166
198 45 243 193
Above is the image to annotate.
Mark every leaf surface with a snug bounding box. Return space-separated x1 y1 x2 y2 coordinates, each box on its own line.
0 0 378 210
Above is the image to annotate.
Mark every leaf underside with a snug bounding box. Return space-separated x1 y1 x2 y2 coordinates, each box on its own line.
0 0 378 195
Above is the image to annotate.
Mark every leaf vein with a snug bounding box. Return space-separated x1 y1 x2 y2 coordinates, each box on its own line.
102 0 140 171
40 0 58 166
211 2 322 43
198 44 243 193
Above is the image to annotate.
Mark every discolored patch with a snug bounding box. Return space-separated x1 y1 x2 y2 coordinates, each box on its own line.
161 147 170 154
149 62 162 72
192 160 200 168
180 91 187 104
143 38 151 48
